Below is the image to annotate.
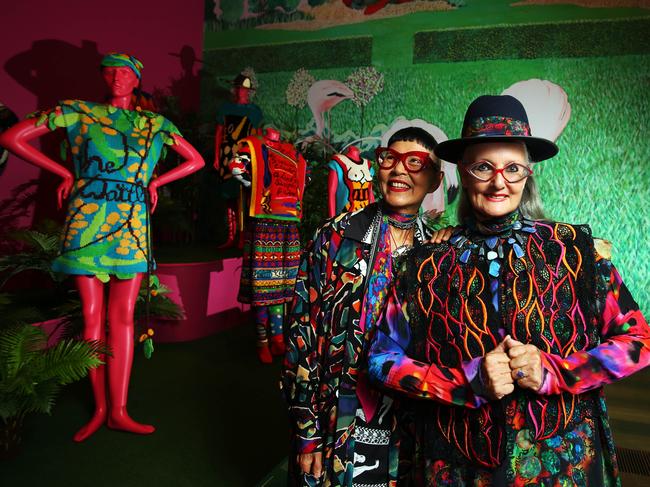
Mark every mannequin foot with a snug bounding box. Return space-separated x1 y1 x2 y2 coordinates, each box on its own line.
73 408 107 442
256 344 273 364
107 410 155 435
269 335 286 356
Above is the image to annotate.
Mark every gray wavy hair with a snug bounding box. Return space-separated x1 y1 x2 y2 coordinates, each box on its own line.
457 142 546 222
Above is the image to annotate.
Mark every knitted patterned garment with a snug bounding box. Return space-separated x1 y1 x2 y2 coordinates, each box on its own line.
33 100 180 282
368 213 650 486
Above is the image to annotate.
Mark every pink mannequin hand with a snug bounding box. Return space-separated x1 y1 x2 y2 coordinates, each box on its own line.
56 175 74 209
148 180 159 214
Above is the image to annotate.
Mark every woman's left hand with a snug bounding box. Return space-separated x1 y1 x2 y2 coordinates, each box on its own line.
505 336 543 392
428 226 457 244
148 180 159 214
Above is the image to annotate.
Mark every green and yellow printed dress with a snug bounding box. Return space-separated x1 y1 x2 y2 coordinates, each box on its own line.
34 100 181 282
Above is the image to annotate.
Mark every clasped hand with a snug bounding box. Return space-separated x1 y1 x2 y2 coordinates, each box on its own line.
481 335 543 400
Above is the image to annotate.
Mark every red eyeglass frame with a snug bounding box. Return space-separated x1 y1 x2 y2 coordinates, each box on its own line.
374 147 434 173
464 161 534 183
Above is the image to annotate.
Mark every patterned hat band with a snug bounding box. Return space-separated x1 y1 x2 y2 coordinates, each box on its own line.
462 116 531 138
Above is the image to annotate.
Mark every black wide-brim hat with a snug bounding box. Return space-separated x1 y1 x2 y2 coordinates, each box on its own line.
434 95 559 163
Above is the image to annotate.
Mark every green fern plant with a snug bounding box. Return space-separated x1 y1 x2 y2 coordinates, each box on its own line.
0 223 64 288
0 324 105 459
0 222 183 338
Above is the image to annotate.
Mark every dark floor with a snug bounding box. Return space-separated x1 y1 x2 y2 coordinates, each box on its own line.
3 325 650 486
259 368 650 486
2 324 288 487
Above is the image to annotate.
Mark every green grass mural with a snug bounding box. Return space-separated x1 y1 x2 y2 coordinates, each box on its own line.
202 0 650 311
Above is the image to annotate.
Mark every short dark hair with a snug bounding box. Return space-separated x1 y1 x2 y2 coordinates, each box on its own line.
388 127 438 153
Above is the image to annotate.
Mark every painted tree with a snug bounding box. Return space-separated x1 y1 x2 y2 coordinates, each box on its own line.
345 66 384 135
286 68 316 131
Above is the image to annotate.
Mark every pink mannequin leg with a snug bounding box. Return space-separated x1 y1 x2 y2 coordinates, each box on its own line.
105 274 154 435
73 275 107 442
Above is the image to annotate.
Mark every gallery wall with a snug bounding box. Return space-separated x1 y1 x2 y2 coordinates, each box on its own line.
202 0 650 310
0 1 205 237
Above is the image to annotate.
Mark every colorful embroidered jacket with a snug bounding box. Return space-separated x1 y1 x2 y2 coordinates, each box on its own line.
281 203 429 487
215 101 263 182
368 218 650 486
231 135 306 221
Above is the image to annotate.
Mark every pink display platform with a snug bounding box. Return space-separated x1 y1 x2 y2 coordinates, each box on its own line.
151 257 251 343
37 317 67 348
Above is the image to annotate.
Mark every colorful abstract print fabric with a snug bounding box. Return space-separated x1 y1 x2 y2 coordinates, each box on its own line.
237 218 300 306
282 204 403 487
368 218 650 486
215 102 263 181
34 100 180 281
236 136 307 221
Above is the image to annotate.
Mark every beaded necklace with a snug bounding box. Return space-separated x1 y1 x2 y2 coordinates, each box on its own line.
384 208 418 258
449 209 538 314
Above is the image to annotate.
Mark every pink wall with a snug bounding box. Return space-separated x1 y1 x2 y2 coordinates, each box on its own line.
0 1 205 241
152 258 251 343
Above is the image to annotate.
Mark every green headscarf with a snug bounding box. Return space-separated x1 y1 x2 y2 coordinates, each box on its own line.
100 52 144 79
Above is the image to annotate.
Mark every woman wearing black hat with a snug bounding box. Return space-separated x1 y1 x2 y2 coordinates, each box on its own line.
367 95 650 485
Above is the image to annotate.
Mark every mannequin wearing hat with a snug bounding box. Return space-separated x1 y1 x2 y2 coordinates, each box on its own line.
0 52 205 442
228 127 306 363
327 145 375 218
213 73 263 249
367 95 650 484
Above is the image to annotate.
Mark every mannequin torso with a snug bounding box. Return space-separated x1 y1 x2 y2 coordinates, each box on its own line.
328 145 375 217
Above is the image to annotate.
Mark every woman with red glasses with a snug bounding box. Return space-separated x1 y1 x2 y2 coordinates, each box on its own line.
367 95 650 485
281 127 443 486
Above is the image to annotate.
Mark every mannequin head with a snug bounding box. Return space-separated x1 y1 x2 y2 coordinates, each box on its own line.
100 52 143 108
102 66 139 98
231 74 254 105
345 146 361 162
265 128 280 142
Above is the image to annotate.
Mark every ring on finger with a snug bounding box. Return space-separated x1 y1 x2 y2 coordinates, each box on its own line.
516 368 526 380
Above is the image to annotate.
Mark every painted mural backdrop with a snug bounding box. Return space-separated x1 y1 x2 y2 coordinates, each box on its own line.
202 0 650 311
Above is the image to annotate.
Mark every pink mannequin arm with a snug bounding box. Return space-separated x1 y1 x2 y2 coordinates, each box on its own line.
327 168 338 218
148 133 205 212
0 111 74 208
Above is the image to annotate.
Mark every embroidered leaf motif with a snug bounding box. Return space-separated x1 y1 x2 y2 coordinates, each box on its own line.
53 112 80 128
136 114 148 130
99 255 141 267
143 337 154 359
78 256 94 267
80 205 106 248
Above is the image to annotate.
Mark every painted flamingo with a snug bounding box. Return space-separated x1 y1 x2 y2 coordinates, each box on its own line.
501 79 571 142
307 80 354 138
